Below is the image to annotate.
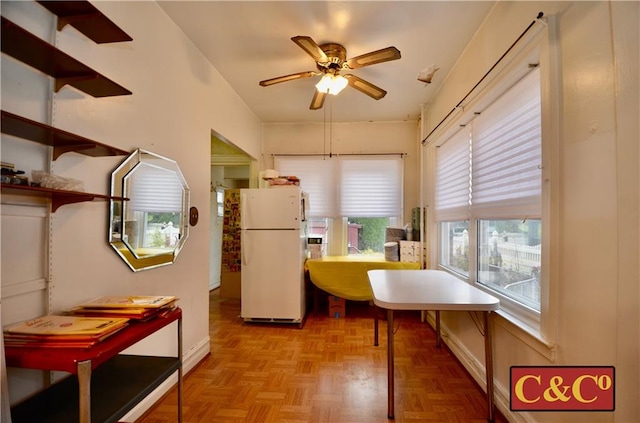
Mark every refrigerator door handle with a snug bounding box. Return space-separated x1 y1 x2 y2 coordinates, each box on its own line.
240 192 247 229
242 235 248 266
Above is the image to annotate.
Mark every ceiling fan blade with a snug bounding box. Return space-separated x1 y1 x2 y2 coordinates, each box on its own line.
291 36 328 63
344 74 387 100
345 46 401 69
259 71 318 87
310 90 326 110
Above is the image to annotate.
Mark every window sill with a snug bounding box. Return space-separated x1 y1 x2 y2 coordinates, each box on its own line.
435 265 556 361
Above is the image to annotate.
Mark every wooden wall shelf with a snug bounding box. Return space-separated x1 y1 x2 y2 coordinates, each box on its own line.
36 0 133 44
1 16 131 98
0 184 127 213
1 110 129 160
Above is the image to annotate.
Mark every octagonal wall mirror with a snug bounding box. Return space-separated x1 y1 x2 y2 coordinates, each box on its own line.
109 149 190 271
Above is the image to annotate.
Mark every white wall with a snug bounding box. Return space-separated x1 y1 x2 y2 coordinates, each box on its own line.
421 2 639 422
263 120 421 226
0 0 262 418
2 1 637 422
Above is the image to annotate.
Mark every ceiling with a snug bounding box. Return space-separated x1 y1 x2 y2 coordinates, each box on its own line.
158 1 496 124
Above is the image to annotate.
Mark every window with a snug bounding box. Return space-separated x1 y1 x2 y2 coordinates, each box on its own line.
126 162 186 250
435 67 543 314
340 157 402 255
478 219 541 310
215 187 225 218
439 221 470 276
276 155 403 255
347 217 390 254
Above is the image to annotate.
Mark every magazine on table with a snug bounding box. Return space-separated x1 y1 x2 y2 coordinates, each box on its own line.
3 315 129 337
76 295 177 309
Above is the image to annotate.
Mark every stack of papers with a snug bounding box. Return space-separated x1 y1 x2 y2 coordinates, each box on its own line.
67 295 178 321
3 315 129 348
3 296 178 349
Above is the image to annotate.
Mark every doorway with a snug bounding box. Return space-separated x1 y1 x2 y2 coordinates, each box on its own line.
210 131 253 291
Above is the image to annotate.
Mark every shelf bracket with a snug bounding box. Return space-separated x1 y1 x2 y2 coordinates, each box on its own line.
57 13 100 32
53 143 102 160
52 194 98 212
54 75 98 93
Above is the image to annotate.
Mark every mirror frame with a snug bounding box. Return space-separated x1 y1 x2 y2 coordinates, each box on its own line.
109 149 190 271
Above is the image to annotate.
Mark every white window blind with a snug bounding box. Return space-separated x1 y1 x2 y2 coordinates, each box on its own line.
472 68 542 217
275 156 337 217
275 155 402 218
340 156 402 217
434 68 541 221
127 163 185 212
435 127 471 221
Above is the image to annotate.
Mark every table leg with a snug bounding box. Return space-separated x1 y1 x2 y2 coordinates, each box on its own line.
387 309 395 419
484 311 495 422
314 285 319 315
77 360 92 423
435 310 441 348
373 305 379 347
178 316 183 423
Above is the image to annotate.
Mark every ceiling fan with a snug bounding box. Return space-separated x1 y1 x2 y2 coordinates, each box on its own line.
259 36 401 110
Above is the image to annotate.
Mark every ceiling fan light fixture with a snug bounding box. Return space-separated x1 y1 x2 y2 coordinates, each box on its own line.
315 74 348 95
260 35 401 109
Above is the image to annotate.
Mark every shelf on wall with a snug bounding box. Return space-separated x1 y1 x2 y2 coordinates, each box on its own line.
0 184 127 212
36 0 133 44
1 16 132 98
1 110 129 160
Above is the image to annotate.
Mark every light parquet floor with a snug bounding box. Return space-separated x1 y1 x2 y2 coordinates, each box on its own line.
137 290 508 423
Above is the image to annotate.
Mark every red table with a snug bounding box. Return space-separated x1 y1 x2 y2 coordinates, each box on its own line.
6 308 183 423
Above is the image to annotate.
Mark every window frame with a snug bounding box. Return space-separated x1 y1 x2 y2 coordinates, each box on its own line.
275 155 404 255
426 21 557 345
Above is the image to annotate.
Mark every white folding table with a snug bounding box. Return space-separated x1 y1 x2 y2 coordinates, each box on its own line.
368 269 500 421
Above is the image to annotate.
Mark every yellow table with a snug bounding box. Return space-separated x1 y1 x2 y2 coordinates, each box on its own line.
306 256 421 301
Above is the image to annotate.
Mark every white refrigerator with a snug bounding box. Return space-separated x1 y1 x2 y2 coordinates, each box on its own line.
240 186 307 325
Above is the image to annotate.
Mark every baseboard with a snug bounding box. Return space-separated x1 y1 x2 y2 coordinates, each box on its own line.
423 312 535 423
121 336 211 422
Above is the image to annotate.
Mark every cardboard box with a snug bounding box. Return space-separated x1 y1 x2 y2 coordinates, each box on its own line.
399 241 421 263
220 271 241 298
328 296 346 318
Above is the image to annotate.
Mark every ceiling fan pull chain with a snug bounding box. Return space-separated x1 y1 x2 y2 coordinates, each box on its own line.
323 100 327 158
329 96 333 158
